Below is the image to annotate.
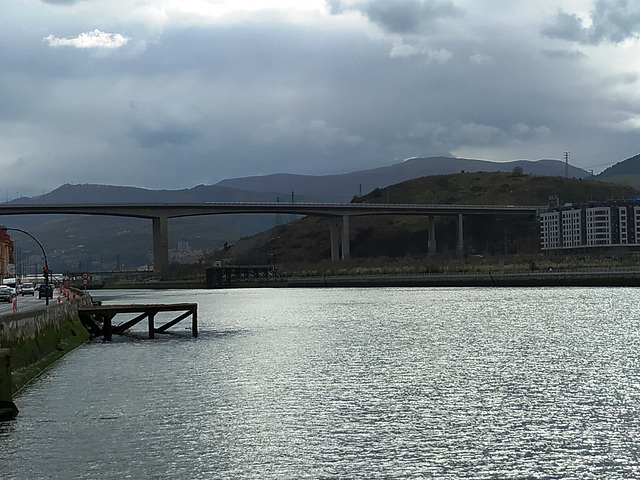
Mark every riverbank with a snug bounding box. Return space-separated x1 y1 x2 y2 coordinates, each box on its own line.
287 270 640 287
0 291 92 411
98 267 640 289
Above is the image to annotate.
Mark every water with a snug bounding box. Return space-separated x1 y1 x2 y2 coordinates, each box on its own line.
2 287 640 479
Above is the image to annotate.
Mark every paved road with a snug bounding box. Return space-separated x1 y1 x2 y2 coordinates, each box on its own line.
0 291 62 316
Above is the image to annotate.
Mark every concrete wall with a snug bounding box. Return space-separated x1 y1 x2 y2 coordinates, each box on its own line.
0 292 93 397
0 347 18 420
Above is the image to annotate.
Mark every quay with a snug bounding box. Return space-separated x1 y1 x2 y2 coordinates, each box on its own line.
79 303 198 341
1 293 198 420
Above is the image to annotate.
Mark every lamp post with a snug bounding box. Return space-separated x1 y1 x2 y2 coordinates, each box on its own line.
6 228 50 305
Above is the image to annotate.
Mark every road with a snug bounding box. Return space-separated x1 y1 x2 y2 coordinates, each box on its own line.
0 291 62 316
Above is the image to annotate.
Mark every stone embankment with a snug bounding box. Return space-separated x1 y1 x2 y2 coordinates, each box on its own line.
288 269 640 287
0 290 92 420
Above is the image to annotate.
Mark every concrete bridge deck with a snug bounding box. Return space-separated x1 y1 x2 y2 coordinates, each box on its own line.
0 202 543 276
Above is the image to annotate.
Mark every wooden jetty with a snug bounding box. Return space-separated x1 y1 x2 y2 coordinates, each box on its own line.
79 303 198 341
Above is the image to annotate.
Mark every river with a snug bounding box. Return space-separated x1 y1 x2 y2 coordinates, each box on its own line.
1 287 640 479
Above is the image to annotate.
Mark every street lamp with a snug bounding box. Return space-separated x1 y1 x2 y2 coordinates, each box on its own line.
6 228 50 305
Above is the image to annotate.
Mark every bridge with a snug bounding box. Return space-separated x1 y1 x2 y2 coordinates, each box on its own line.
0 202 542 277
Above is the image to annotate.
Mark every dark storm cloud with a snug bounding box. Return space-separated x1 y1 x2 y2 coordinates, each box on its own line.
363 0 462 34
125 102 200 148
329 0 462 34
41 0 82 4
543 0 640 44
3 0 640 196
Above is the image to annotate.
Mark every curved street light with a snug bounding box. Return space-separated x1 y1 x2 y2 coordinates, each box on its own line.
5 228 50 306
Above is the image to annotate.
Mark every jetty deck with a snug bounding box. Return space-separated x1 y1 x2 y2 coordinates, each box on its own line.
79 303 198 340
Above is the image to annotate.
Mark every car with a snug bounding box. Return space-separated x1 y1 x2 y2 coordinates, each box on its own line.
0 286 16 303
38 284 53 299
20 284 35 296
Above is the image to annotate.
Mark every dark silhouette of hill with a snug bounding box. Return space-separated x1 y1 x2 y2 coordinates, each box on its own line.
11 182 300 205
216 156 590 202
596 153 640 189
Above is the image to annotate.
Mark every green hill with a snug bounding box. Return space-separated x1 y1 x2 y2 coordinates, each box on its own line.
219 172 639 268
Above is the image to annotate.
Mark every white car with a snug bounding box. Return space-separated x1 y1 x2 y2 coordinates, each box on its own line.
0 286 16 303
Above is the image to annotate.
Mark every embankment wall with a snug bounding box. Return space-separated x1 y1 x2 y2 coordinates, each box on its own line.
0 293 93 396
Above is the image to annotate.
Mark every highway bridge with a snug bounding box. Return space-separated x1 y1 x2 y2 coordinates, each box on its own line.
0 203 542 277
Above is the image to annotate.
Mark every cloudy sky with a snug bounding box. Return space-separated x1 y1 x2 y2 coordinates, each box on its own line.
2 0 640 197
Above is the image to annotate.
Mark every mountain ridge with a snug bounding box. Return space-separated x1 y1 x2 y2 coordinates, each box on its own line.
7 156 591 206
216 156 590 202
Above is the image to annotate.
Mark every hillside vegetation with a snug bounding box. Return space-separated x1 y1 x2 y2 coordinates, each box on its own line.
218 172 638 270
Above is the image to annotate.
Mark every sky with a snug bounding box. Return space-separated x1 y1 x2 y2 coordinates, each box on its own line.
2 0 640 197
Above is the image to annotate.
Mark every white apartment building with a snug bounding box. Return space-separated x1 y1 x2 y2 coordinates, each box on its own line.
540 201 640 251
585 206 611 246
540 211 561 250
561 208 582 247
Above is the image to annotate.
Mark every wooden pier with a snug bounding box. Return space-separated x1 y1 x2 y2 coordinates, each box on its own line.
79 303 198 341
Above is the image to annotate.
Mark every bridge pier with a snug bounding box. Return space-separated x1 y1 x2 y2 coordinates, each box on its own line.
457 213 464 256
330 219 340 261
329 216 351 261
152 215 169 278
428 215 436 256
342 215 350 259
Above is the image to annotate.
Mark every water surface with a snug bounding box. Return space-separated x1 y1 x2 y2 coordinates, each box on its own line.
1 287 640 479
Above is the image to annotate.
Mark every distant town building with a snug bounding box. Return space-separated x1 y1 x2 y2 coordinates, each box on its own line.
0 226 15 281
540 200 640 251
177 241 191 253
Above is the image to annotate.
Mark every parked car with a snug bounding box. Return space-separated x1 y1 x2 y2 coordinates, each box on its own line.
0 286 16 303
20 284 35 296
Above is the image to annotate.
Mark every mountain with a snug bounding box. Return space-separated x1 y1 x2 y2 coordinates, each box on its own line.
596 154 640 189
11 182 308 205
0 156 593 272
4 183 306 272
216 156 591 202
221 171 638 267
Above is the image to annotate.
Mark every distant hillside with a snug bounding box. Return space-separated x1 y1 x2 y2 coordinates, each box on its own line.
3 183 304 272
216 156 590 202
596 153 640 188
221 172 638 267
11 182 312 205
0 157 596 272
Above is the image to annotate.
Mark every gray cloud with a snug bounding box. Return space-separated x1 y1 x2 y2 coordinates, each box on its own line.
41 0 82 4
330 0 462 34
543 0 640 44
125 101 202 149
1 1 640 197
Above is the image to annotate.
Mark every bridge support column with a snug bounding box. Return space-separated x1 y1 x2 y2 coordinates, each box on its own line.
342 215 350 260
152 215 169 278
428 215 436 256
329 216 351 261
457 213 464 256
330 219 341 261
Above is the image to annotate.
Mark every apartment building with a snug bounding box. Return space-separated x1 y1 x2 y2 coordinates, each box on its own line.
0 226 14 280
540 201 640 251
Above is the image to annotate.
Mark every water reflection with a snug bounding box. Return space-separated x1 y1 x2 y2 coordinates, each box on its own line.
1 287 640 479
